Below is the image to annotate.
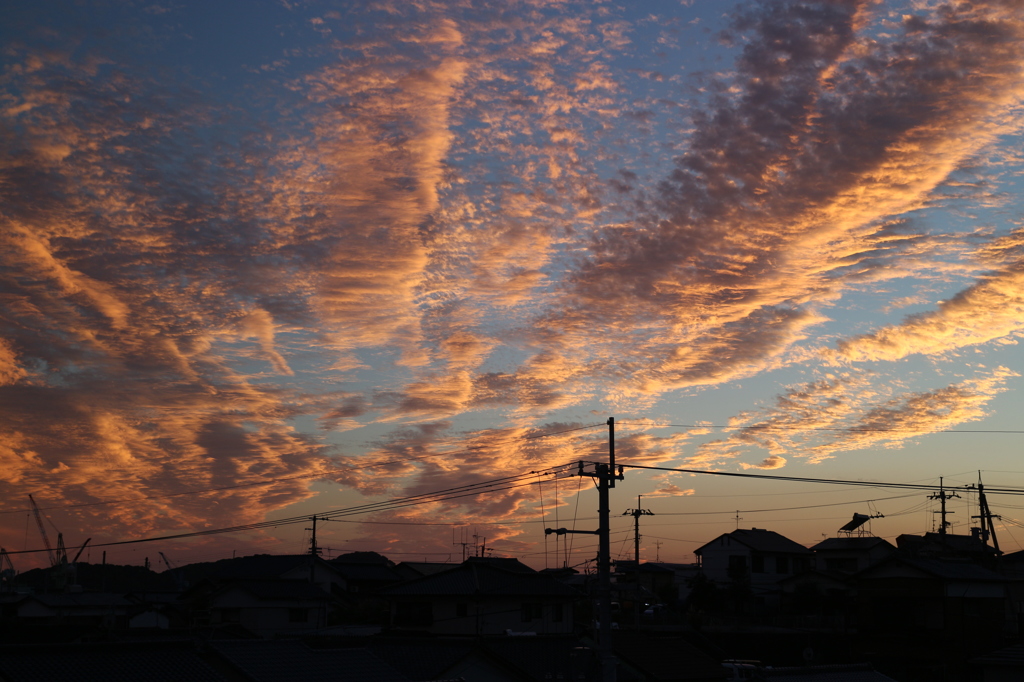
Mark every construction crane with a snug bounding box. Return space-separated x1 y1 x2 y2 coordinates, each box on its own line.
27 494 57 567
158 551 176 571
0 548 15 591
27 495 88 568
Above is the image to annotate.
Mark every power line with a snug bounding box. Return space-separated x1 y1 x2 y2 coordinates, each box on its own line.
5 465 573 556
1 424 604 516
614 462 1024 495
617 420 1024 434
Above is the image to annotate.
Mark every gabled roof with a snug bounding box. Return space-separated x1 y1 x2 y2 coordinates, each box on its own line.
24 592 133 608
216 579 331 602
212 640 408 682
858 555 1005 582
330 563 403 584
612 632 727 681
695 528 812 556
761 662 897 681
331 551 394 566
379 560 580 598
896 532 998 556
201 554 330 580
394 562 459 580
811 537 895 552
0 640 227 682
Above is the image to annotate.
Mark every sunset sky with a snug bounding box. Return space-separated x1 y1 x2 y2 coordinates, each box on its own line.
3 0 1024 570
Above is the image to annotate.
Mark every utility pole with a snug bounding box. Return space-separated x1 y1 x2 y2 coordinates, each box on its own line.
624 495 654 565
306 515 321 584
930 477 959 536
971 472 1002 555
546 416 622 682
735 511 742 530
623 495 653 630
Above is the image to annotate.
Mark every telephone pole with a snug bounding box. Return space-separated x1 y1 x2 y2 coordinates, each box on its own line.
306 515 321 584
930 477 959 536
971 473 1002 555
623 495 654 564
545 417 622 682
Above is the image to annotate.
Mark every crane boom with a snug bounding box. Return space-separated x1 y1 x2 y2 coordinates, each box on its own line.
71 538 91 564
27 495 56 567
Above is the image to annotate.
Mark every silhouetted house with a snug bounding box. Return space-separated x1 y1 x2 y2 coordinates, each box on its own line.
182 578 331 637
695 529 813 608
193 554 348 597
810 536 895 575
125 591 186 630
0 640 228 682
856 555 1008 642
612 632 727 681
642 562 701 604
972 642 1024 682
329 553 403 594
210 639 409 682
0 592 131 628
757 663 898 681
777 570 855 630
378 557 581 635
394 561 460 582
896 532 1000 566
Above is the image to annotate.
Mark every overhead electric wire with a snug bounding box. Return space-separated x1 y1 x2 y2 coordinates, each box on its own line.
617 420 1024 434
613 462 1024 494
6 465 573 556
1 424 604 516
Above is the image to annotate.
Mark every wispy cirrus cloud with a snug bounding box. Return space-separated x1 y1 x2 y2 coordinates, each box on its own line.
689 366 1017 468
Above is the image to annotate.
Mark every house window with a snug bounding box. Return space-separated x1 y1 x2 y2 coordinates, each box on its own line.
728 555 747 570
220 608 241 624
395 602 433 627
521 603 544 622
776 557 789 574
288 608 308 623
456 602 468 617
824 558 857 573
751 555 765 573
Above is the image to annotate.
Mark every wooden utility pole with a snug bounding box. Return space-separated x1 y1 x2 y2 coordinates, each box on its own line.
546 417 621 682
624 495 654 564
306 515 320 584
930 478 959 536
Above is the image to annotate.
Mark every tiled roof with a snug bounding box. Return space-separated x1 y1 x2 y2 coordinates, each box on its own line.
484 636 601 680
364 640 477 680
330 563 403 584
220 579 331 601
394 561 458 577
212 640 408 682
697 529 812 555
0 641 228 682
331 551 393 565
379 561 580 598
612 632 726 681
974 642 1024 666
811 537 894 552
29 592 133 608
863 556 1005 582
762 663 897 681
205 554 317 579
